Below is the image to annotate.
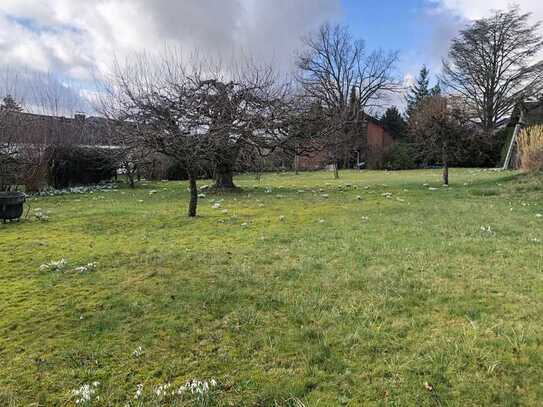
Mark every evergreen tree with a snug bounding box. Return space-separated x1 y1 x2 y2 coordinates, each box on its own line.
381 106 407 140
430 82 442 96
405 66 432 118
0 94 23 112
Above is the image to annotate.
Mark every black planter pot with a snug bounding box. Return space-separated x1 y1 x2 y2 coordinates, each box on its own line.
0 192 26 222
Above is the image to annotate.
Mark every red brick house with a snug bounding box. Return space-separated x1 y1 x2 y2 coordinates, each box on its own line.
297 114 394 170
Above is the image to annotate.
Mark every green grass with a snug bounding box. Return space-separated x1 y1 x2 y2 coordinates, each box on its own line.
1 169 543 406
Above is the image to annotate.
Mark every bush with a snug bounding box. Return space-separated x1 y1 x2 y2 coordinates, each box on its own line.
452 131 506 168
47 146 117 188
383 143 417 170
517 125 543 172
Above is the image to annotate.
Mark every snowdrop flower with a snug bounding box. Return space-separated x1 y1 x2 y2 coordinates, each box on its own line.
221 209 229 214
241 222 248 227
321 194 329 198
361 216 369 222
212 203 221 209
132 346 143 358
318 219 325 224
149 190 158 195
72 382 99 404
428 187 438 191
134 384 143 399
480 225 495 236
39 258 68 272
356 195 362 200
198 193 206 198
154 383 171 397
137 199 144 203
73 262 97 273
536 213 542 218
279 215 285 221
34 211 50 221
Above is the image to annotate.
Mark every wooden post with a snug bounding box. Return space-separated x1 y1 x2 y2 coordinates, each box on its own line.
503 108 525 170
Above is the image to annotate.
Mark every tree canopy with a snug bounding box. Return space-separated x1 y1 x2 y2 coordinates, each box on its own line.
442 6 543 131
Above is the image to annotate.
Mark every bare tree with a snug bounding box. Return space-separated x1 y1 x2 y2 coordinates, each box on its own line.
442 6 543 132
297 23 399 177
409 95 471 185
100 52 301 216
189 65 299 190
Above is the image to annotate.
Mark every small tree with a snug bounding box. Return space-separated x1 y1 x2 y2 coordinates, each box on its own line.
381 106 407 140
405 66 441 119
409 95 470 185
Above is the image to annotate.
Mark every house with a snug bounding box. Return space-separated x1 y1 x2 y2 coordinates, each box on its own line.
296 114 394 170
0 110 115 147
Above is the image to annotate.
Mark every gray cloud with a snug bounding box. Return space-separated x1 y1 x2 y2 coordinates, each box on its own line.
0 0 341 78
0 0 341 113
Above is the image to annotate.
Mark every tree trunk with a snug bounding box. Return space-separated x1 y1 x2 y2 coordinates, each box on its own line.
214 166 236 189
214 152 239 190
128 174 135 188
188 174 198 217
333 162 339 179
442 150 449 186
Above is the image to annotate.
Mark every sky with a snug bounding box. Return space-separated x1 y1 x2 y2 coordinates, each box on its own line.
0 0 542 114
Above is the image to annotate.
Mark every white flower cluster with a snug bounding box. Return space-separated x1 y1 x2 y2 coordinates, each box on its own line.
74 262 97 273
480 225 495 236
178 378 218 398
72 381 100 404
33 208 49 221
39 258 68 272
132 378 218 403
154 382 172 397
132 346 143 358
39 259 98 274
134 383 144 399
33 183 117 197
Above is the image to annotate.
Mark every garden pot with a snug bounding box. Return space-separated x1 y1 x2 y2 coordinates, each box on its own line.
0 192 26 222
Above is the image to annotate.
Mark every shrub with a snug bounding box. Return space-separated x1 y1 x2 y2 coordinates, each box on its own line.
517 125 543 172
383 143 417 170
47 146 117 188
452 131 505 168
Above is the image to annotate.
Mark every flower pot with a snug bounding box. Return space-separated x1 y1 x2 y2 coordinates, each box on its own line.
0 192 26 222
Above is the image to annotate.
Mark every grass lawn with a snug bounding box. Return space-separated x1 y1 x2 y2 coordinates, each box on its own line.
1 169 543 406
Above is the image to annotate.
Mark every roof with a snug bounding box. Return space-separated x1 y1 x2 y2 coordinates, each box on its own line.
523 100 543 125
0 110 114 146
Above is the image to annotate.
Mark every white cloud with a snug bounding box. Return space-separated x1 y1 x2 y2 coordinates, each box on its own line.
0 1 340 114
0 0 341 81
431 0 543 20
